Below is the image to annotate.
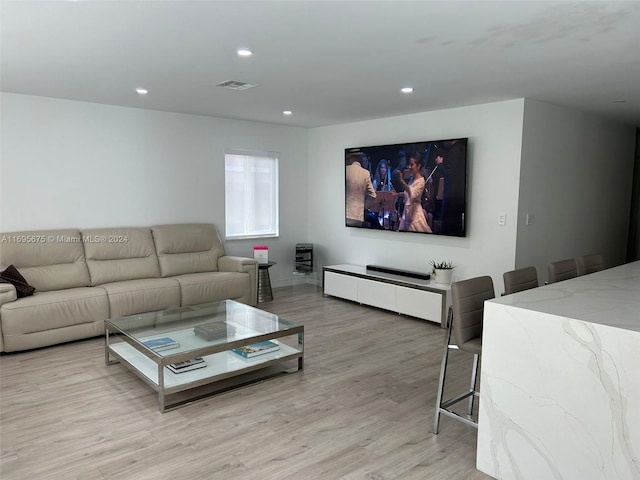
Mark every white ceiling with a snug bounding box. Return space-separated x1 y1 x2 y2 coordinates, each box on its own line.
2 0 639 128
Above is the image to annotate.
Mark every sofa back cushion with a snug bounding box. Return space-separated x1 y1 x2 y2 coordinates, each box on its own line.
82 227 161 286
0 229 91 292
151 224 223 277
0 264 36 297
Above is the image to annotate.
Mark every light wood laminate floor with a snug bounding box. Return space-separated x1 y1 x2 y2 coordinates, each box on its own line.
0 285 491 480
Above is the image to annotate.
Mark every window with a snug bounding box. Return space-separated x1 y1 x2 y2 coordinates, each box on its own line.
224 150 279 239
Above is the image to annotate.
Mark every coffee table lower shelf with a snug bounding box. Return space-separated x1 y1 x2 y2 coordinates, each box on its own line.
108 342 303 411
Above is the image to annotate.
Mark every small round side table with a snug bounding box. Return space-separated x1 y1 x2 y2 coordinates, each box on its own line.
257 261 276 302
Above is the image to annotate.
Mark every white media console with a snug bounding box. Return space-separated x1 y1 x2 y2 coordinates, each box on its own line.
323 264 451 325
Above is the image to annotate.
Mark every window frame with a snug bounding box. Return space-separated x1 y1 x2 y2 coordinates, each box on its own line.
224 149 280 240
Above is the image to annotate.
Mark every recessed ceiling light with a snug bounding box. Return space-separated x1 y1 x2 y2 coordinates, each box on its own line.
135 87 148 95
283 110 293 116
401 87 414 94
237 48 253 57
612 99 626 103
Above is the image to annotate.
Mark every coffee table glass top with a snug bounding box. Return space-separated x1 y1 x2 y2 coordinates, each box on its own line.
107 300 299 358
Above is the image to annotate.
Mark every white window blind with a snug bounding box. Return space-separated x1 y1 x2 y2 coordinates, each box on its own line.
224 151 279 239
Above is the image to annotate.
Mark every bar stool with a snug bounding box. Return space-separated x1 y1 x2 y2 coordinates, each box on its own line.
576 254 604 276
434 275 495 433
503 266 538 295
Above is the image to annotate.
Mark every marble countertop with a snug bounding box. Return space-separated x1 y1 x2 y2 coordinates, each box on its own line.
489 260 640 332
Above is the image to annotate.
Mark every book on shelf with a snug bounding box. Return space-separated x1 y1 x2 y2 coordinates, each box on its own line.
166 357 206 374
141 336 180 351
194 322 236 341
232 340 280 359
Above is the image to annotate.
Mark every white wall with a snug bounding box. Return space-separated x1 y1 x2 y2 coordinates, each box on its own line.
516 99 636 281
4 94 634 292
307 100 525 290
0 93 309 286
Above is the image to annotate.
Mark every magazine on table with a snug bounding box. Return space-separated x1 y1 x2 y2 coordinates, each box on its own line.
142 336 180 351
232 340 280 358
166 357 206 374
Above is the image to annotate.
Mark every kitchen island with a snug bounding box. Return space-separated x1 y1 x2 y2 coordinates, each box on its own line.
477 261 640 480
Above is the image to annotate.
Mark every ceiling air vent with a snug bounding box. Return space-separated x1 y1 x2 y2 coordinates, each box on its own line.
216 80 257 91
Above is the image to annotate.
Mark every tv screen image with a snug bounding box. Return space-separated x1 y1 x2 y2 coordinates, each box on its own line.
345 138 467 237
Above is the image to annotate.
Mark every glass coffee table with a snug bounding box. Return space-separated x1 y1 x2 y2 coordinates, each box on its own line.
105 300 304 411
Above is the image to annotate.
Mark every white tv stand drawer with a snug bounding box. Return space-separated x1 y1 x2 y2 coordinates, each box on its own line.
323 264 450 325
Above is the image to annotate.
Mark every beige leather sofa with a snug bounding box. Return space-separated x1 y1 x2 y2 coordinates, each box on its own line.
0 223 257 352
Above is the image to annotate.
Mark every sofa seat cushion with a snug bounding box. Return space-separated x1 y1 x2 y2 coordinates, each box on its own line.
100 278 181 318
173 272 250 307
0 287 109 335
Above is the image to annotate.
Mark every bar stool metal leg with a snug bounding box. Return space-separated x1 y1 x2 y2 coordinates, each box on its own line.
468 353 479 415
434 311 484 431
434 307 453 434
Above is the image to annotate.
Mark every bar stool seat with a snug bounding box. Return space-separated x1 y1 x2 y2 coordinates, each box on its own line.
459 336 482 355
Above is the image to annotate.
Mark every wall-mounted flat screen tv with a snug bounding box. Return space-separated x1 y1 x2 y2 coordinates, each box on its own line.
345 137 467 236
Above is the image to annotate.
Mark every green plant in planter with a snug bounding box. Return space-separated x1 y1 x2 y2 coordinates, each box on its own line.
430 260 455 284
429 260 454 271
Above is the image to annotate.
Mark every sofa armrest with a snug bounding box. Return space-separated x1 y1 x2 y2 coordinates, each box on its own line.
0 285 9 352
218 255 258 273
218 256 258 306
0 283 18 306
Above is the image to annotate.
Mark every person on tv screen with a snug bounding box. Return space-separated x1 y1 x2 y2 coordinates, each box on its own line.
423 152 446 232
361 152 373 182
345 149 376 227
370 158 399 229
395 152 432 233
423 150 456 233
373 159 393 192
391 149 408 221
391 149 407 178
